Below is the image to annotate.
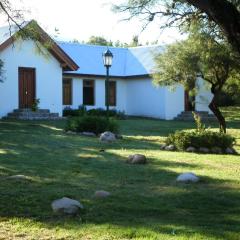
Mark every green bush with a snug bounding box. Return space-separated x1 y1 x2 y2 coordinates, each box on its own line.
63 105 87 117
166 130 235 151
165 112 235 152
65 116 119 135
63 107 126 119
87 108 126 119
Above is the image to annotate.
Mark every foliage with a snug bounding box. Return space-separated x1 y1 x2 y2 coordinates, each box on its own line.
153 29 240 133
113 1 240 53
166 112 235 151
63 107 126 119
217 76 240 106
65 116 119 134
86 36 113 46
87 108 126 119
63 105 87 117
166 129 235 151
31 98 40 112
192 112 205 133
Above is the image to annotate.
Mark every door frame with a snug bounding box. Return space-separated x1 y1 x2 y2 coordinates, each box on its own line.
18 67 36 109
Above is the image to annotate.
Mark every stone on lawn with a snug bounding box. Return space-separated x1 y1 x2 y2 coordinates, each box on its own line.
160 144 167 150
199 147 210 153
99 131 116 143
211 147 222 154
165 145 176 151
176 173 200 183
80 132 96 137
6 175 28 180
225 147 237 155
127 154 147 164
186 146 197 153
51 197 83 215
94 190 111 198
66 131 77 135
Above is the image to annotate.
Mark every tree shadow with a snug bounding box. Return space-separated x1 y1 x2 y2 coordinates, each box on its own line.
0 120 239 239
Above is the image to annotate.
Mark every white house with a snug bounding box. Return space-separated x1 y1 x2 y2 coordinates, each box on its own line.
0 20 212 120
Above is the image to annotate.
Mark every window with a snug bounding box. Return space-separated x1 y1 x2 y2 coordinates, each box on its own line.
106 81 116 106
83 80 95 105
63 78 72 105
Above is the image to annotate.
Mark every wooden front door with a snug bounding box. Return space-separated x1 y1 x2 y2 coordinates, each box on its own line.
19 67 36 109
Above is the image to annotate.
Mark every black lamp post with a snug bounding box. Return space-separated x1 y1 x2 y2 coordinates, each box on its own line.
102 49 113 118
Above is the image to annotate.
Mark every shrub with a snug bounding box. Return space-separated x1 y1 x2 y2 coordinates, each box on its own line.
63 105 87 117
65 116 119 135
63 107 126 119
166 111 235 152
87 108 126 119
166 130 235 151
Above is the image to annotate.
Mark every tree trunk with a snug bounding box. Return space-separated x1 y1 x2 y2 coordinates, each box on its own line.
186 0 240 55
208 92 226 133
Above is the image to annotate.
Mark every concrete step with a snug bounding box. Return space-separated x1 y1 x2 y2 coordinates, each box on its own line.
13 109 50 114
6 109 60 120
174 111 217 122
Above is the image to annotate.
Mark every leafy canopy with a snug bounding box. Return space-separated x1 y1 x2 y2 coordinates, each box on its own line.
153 31 238 92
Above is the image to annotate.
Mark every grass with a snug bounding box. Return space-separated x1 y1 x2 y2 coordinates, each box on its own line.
0 108 239 239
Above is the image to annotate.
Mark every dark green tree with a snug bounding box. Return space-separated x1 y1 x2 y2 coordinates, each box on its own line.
86 36 113 46
153 30 240 133
113 0 240 55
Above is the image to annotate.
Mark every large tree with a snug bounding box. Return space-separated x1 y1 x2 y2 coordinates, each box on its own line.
114 0 240 55
153 31 239 133
0 0 24 29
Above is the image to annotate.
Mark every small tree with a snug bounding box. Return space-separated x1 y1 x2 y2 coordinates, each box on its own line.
153 31 240 133
86 36 113 46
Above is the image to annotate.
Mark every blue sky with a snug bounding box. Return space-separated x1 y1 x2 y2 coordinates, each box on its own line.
3 0 184 45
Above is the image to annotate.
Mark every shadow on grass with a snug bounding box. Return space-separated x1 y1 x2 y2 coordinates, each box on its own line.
0 120 239 239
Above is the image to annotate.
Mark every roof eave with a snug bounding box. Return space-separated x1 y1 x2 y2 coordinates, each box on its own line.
0 20 79 71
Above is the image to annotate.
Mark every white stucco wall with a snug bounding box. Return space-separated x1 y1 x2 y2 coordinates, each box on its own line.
195 78 213 113
63 77 127 112
125 78 166 119
164 85 185 120
0 39 63 117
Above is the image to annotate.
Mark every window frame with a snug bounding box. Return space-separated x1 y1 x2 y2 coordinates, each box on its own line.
63 78 72 105
83 79 95 106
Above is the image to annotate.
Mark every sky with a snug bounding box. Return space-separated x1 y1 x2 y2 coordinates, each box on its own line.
2 0 184 45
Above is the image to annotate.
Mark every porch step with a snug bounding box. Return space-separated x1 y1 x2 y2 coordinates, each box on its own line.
13 108 50 114
5 109 61 120
174 111 217 122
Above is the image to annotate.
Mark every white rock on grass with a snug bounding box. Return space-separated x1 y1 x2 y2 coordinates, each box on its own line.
186 146 197 153
160 144 167 150
6 175 28 180
80 132 96 137
199 147 210 153
66 131 77 135
51 197 84 215
225 147 236 155
127 154 147 164
177 173 200 183
94 190 111 198
165 145 176 151
99 131 116 143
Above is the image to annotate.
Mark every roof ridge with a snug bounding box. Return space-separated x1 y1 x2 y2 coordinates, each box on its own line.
59 41 163 49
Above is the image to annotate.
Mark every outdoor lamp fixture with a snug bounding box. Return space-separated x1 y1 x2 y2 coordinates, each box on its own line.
102 49 113 118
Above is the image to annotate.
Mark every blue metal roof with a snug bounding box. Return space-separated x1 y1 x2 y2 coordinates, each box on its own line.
59 42 163 77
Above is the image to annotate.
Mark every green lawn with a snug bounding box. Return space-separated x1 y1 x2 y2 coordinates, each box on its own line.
0 109 239 240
